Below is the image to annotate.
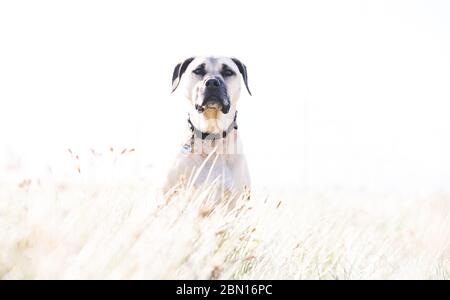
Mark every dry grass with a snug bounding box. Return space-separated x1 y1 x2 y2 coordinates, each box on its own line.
0 149 449 279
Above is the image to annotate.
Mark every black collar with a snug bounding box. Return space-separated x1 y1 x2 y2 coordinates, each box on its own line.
188 112 238 140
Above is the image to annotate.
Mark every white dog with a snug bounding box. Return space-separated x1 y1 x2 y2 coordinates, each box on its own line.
163 56 252 204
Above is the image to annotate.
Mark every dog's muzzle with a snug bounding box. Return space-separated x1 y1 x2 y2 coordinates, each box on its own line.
195 78 230 114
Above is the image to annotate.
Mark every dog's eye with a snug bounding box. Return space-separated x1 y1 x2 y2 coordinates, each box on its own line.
193 68 206 76
222 69 235 77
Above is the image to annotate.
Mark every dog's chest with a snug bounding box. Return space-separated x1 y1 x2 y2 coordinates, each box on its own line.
176 152 242 190
168 132 249 193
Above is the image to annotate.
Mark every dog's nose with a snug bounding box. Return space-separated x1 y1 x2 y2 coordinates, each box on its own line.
205 78 221 89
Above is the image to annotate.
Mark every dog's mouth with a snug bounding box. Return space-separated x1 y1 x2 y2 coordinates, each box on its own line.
205 97 222 109
195 96 230 114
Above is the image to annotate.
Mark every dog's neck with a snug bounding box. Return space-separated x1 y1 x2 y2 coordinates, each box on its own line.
182 112 242 156
188 112 238 140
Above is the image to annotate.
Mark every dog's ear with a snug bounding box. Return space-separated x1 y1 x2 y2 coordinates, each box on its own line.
171 57 195 93
231 58 251 96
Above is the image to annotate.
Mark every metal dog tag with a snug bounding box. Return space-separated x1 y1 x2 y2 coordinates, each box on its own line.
181 143 192 154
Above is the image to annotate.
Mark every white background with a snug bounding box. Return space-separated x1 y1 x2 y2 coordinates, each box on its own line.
1 0 450 193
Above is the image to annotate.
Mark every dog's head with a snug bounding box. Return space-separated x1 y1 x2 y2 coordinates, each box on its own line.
171 56 251 133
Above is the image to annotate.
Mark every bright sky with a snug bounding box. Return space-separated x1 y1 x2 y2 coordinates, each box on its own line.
1 0 450 193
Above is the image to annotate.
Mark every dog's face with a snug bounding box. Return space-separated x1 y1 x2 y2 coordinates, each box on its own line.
172 56 251 133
